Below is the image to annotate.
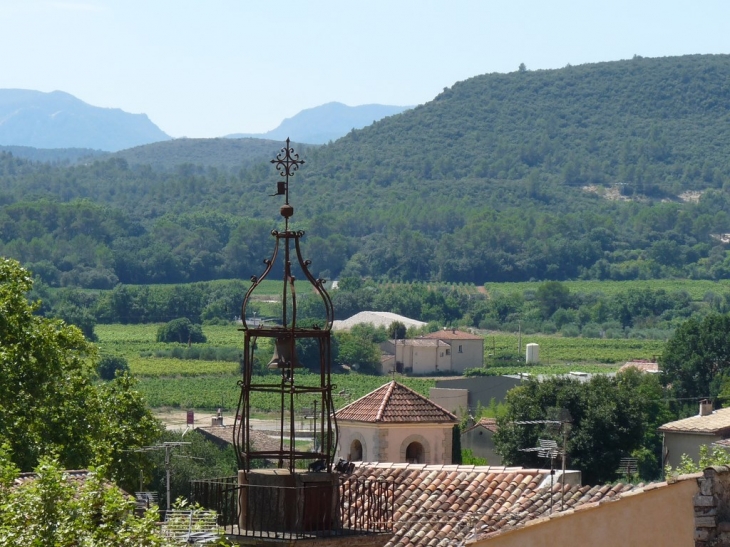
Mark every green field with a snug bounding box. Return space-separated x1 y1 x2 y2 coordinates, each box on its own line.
484 279 730 300
136 373 435 412
95 323 668 410
482 334 665 364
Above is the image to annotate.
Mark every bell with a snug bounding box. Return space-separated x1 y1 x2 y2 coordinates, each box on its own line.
267 336 303 369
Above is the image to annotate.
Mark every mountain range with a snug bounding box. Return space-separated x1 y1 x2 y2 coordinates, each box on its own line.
0 89 171 152
0 91 411 154
225 102 411 144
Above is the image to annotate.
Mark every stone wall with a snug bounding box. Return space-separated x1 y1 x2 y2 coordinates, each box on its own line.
695 465 730 546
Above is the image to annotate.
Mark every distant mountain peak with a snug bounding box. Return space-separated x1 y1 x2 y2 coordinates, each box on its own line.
0 89 170 152
226 102 412 144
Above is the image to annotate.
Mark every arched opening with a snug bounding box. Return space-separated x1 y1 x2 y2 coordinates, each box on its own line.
350 439 363 461
405 441 424 464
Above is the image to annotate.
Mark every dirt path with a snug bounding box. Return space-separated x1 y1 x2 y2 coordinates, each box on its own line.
153 409 301 433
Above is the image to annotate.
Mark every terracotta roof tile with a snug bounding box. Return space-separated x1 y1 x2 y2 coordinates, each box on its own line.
422 329 484 341
344 463 643 547
335 381 458 423
195 426 282 453
658 407 730 434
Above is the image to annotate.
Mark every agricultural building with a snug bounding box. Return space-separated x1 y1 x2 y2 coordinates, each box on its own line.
335 380 458 464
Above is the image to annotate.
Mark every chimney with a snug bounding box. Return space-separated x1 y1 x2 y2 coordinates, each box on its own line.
212 408 224 426
700 399 713 417
452 327 456 334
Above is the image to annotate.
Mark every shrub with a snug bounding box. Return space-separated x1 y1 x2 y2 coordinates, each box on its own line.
156 318 207 344
97 355 129 381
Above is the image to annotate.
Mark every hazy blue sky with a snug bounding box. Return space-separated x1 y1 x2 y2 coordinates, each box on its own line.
1 1 728 138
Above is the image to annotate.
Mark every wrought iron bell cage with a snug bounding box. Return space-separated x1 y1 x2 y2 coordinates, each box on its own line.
233 139 337 475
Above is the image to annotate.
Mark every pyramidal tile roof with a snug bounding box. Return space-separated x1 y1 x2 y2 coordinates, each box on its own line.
344 463 648 547
336 381 458 423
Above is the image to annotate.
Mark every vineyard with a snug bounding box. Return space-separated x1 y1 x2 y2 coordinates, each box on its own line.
95 323 668 411
482 334 665 364
136 373 435 412
484 279 730 300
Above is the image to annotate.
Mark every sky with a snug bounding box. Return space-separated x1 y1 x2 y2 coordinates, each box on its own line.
1 0 728 138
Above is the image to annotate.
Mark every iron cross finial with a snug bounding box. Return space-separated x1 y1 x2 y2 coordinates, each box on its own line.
271 138 305 206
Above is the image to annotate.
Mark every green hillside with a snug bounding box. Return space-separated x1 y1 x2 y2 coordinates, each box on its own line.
2 54 730 287
111 137 318 172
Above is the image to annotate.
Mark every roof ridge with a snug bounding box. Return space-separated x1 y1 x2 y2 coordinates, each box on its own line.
390 381 459 420
376 381 397 421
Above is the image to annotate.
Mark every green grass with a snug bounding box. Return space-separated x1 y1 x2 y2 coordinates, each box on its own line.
136 372 434 411
96 323 664 410
482 334 665 364
484 279 730 300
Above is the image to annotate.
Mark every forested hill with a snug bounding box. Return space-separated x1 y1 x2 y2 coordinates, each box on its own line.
3 54 730 288
110 138 316 171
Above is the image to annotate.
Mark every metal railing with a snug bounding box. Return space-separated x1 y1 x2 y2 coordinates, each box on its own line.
191 475 394 539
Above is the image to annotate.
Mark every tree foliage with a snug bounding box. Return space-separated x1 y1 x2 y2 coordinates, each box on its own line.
156 317 207 344
494 370 671 483
660 313 730 404
0 258 161 489
97 354 130 381
0 447 169 546
5 56 730 287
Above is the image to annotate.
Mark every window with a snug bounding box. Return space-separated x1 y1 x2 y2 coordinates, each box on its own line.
445 349 451 355
458 345 463 353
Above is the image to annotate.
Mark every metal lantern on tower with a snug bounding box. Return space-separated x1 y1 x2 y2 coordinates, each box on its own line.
233 139 337 475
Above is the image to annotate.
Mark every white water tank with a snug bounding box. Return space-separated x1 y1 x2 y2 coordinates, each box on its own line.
526 343 539 364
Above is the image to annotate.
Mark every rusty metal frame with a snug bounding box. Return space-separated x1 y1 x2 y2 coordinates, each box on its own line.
233 139 337 475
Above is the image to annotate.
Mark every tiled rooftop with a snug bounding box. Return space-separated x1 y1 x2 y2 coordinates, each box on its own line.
423 329 484 341
464 418 499 434
195 426 283 452
13 469 92 488
336 381 458 424
395 339 451 347
658 407 730 434
345 463 643 547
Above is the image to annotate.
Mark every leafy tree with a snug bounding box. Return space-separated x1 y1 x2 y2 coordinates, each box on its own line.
0 258 161 489
535 281 571 319
156 317 207 344
149 430 237 508
660 313 730 403
666 444 730 476
0 449 169 546
97 354 130 381
388 320 407 340
334 331 381 373
494 370 670 483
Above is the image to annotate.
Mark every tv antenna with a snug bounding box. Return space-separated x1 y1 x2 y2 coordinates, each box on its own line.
617 457 638 482
514 408 572 511
133 442 193 511
519 439 562 513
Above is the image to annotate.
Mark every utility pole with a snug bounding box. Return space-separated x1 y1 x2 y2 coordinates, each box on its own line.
312 399 318 452
134 442 191 512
